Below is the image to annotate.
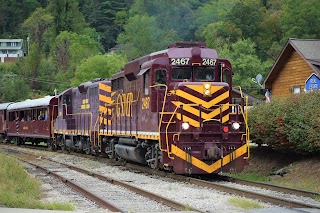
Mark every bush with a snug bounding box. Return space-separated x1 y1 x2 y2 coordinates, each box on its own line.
248 91 320 154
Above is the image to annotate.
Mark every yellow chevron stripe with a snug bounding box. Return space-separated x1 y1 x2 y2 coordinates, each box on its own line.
172 101 229 120
176 113 200 127
171 90 229 108
186 85 224 94
99 83 111 92
111 92 116 97
171 144 248 173
99 94 112 103
99 105 112 115
99 117 111 125
222 114 229 123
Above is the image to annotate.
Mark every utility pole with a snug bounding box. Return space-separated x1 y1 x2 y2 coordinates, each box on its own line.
27 34 30 55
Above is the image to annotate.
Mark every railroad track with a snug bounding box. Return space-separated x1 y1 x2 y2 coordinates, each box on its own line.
1 143 320 210
218 175 320 199
123 164 320 209
1 146 204 213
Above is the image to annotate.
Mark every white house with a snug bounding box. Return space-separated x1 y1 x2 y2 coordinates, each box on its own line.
0 39 24 63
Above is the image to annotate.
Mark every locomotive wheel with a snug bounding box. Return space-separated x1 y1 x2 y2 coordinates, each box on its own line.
85 147 91 155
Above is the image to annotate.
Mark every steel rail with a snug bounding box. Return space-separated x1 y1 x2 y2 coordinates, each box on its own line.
1 146 204 213
2 144 319 210
219 175 320 198
17 158 122 212
46 158 206 213
124 163 320 209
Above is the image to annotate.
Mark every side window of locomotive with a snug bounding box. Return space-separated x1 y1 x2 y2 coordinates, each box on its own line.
64 95 71 105
144 70 150 95
223 69 230 85
194 67 214 81
172 67 192 80
155 69 166 87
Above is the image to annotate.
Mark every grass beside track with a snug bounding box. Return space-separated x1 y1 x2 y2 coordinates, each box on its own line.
0 152 74 210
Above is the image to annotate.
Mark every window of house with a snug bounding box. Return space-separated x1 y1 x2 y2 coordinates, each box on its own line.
11 42 17 47
293 86 301 94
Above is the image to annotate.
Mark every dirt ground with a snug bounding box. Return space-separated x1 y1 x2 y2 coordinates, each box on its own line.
242 146 320 192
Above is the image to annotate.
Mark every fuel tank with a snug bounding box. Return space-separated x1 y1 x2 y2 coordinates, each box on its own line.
115 144 147 164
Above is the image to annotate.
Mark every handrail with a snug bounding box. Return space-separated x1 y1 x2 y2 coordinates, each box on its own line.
232 86 250 159
150 84 168 152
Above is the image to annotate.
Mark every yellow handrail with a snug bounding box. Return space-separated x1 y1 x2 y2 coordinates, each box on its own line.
150 84 168 151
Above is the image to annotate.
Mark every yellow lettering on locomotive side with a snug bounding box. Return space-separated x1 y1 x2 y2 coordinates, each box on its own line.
142 97 150 109
115 92 134 117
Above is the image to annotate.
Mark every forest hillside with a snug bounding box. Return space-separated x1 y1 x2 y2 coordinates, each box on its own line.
0 0 319 101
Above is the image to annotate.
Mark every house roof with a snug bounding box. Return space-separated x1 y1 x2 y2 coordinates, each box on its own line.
0 39 23 43
263 38 320 88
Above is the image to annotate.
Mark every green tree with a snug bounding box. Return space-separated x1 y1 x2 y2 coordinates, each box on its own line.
281 0 320 39
117 15 178 60
71 53 127 86
53 31 101 88
129 0 196 41
0 74 30 102
0 0 40 37
226 0 264 40
202 21 242 51
79 0 131 50
220 39 272 88
22 8 53 89
194 0 240 39
47 0 87 37
256 8 283 60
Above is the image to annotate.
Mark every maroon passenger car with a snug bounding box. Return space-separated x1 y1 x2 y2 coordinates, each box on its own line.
6 96 58 145
0 102 12 142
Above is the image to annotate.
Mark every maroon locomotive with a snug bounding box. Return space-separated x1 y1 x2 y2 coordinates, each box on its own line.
99 42 250 174
52 78 112 154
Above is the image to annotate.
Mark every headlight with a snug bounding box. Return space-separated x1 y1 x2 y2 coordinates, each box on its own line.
204 89 210 96
232 122 240 130
204 83 210 89
181 122 190 130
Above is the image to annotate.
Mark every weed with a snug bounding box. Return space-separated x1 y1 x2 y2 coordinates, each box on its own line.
228 197 263 209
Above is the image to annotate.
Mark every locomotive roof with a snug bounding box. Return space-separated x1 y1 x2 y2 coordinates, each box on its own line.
0 102 13 110
7 96 56 111
116 42 218 81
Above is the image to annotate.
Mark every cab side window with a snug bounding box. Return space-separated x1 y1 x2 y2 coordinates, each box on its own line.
222 69 230 85
155 69 166 85
144 70 150 95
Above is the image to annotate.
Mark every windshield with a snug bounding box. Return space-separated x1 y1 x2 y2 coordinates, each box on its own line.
194 67 215 81
172 67 192 80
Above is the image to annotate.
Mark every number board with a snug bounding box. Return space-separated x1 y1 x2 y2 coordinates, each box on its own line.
305 73 320 91
170 58 217 66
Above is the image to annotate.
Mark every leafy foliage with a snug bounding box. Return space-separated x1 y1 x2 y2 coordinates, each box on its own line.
71 53 127 86
249 92 320 154
117 15 178 60
281 0 320 39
